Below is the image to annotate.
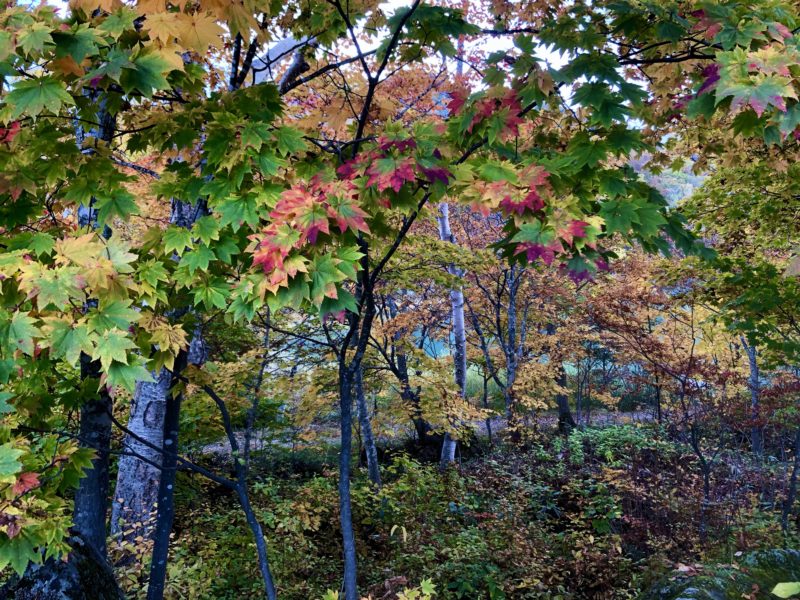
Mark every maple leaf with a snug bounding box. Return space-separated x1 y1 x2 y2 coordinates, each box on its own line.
178 13 224 52
295 202 331 244
559 220 590 246
5 77 75 120
92 328 135 372
326 194 370 234
336 159 361 180
447 88 468 114
12 472 39 496
697 64 721 96
143 12 183 44
499 189 545 216
0 122 21 144
690 9 723 40
420 165 452 185
367 157 417 193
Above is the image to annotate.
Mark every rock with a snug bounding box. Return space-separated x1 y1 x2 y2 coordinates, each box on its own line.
0 535 124 600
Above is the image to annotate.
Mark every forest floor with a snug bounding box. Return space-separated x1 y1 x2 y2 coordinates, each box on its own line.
137 417 799 600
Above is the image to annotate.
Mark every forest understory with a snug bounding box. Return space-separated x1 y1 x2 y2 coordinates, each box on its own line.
114 412 800 599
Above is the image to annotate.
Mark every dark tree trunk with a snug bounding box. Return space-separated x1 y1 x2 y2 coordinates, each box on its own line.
782 428 800 532
146 351 188 600
741 337 763 455
0 535 123 600
556 369 576 434
482 374 493 446
388 296 433 446
355 367 381 486
73 355 112 559
689 424 712 542
654 377 663 423
339 366 358 600
73 97 115 561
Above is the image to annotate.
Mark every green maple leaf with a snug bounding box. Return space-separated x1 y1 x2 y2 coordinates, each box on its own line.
270 277 310 310
18 22 53 56
163 226 194 256
334 246 364 280
477 160 518 183
194 277 229 310
241 122 271 150
419 579 436 595
778 102 800 135
257 152 284 176
310 255 348 305
95 190 139 224
716 74 796 118
600 200 639 234
35 267 84 310
28 233 55 257
217 195 261 232
192 216 220 245
120 52 171 97
0 536 40 577
137 260 169 288
632 200 667 237
273 127 307 156
92 328 135 372
106 359 153 392
320 288 358 316
213 237 240 264
567 132 607 168
5 77 75 119
228 293 262 322
510 221 555 245
47 320 94 366
87 47 134 82
52 25 102 62
87 299 139 332
98 8 138 39
7 313 40 356
0 443 23 480
181 245 215 275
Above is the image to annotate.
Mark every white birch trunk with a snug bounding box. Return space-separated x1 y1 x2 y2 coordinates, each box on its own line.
437 203 465 468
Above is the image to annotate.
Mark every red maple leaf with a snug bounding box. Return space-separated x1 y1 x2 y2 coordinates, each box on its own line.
420 165 452 185
12 472 39 496
514 240 563 266
0 122 20 144
559 220 590 246
367 157 417 193
447 88 468 115
326 194 371 234
500 189 545 216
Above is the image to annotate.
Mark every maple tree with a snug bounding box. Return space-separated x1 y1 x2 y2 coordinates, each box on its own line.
0 0 800 597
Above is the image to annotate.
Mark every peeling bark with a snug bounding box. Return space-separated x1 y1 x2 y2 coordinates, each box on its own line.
111 369 171 543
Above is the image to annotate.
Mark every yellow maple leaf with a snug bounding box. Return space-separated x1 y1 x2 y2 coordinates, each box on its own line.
135 0 167 14
178 12 225 52
145 42 186 72
70 0 120 13
54 234 104 268
143 12 183 45
225 2 259 38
